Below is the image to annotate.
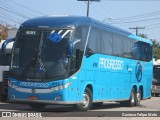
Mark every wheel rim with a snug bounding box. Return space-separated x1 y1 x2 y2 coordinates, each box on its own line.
80 92 90 108
131 91 135 104
137 91 141 104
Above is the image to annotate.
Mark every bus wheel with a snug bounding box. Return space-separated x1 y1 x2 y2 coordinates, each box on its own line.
127 88 136 107
74 88 92 111
29 103 46 111
136 89 141 106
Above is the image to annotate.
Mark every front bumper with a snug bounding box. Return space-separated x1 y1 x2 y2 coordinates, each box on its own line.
9 98 80 105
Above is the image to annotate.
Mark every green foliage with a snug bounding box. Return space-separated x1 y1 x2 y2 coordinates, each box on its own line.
0 24 8 40
153 47 160 60
138 33 148 39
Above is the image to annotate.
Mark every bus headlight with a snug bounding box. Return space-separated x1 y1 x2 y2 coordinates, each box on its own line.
51 82 71 92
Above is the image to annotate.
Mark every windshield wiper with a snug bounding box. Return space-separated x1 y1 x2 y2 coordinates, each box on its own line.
35 54 47 74
34 53 49 79
20 51 48 80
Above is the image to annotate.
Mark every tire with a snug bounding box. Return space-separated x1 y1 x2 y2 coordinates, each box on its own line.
128 88 136 107
121 88 136 107
74 88 93 111
29 103 46 111
135 89 142 106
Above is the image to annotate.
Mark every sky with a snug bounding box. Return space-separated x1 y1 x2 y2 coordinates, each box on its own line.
0 0 160 41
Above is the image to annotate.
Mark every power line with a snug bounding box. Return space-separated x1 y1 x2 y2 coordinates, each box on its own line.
0 19 17 28
0 6 30 19
9 0 47 16
78 0 101 17
109 10 160 22
102 1 122 18
89 3 107 18
101 0 139 30
0 11 21 24
145 23 160 28
0 1 35 18
98 3 116 19
0 15 20 24
111 16 160 24
144 25 160 30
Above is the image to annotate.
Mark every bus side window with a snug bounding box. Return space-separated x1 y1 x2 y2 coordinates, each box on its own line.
132 41 152 62
87 27 102 55
132 41 141 60
112 34 124 57
101 31 112 55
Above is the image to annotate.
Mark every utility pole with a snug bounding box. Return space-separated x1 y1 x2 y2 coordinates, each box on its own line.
77 0 100 17
129 27 145 36
87 0 90 17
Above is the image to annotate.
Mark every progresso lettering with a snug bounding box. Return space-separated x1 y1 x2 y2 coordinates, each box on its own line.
20 82 49 88
99 58 124 70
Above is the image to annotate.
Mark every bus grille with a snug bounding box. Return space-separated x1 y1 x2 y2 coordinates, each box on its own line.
3 71 10 82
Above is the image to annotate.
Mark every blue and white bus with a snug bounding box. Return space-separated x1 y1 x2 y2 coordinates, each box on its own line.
7 16 153 111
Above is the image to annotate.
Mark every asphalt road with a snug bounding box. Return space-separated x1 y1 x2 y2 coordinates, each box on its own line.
0 97 160 119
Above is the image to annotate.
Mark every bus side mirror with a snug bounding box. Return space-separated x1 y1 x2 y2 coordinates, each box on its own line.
86 48 95 58
66 41 73 58
2 38 15 55
66 39 81 58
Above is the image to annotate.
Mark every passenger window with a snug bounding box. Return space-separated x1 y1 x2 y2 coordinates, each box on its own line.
101 31 112 55
133 41 152 61
112 34 124 57
88 28 102 53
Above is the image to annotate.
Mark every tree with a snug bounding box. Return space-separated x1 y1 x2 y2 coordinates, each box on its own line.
150 39 160 60
153 47 160 60
138 33 148 39
151 39 160 48
0 24 9 41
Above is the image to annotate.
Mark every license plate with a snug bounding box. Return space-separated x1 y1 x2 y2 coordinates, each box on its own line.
28 96 39 100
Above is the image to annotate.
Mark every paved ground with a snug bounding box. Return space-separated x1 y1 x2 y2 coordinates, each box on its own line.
0 97 159 119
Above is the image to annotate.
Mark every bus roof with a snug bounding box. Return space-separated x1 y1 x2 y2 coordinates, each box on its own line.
21 16 129 32
21 16 91 28
21 16 152 45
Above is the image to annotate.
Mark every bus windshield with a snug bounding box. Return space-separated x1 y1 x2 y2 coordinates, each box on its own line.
11 29 72 81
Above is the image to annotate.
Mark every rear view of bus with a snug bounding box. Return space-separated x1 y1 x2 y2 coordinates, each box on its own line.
8 16 153 111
